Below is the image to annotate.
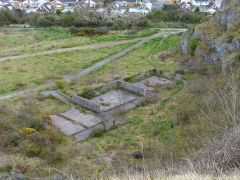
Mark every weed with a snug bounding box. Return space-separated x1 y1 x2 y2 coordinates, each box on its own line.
79 86 96 99
189 39 199 56
55 80 65 89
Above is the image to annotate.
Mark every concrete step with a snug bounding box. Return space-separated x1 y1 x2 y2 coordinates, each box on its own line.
41 90 72 104
60 107 101 128
51 115 85 136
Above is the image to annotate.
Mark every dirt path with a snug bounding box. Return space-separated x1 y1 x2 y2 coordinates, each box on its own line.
0 30 187 100
0 38 142 62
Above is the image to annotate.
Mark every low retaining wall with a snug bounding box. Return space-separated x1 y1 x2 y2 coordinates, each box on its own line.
72 95 101 113
96 80 119 94
120 80 147 96
57 90 73 102
72 80 148 113
130 68 161 82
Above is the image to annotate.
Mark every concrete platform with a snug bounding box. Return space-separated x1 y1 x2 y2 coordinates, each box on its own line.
133 76 173 91
51 115 85 136
61 107 101 128
91 89 137 111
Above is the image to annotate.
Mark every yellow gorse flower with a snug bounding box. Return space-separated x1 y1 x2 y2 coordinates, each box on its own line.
18 128 37 136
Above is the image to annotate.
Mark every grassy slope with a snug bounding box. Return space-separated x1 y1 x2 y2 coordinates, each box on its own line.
0 34 182 178
0 28 158 57
0 42 136 95
64 35 181 95
0 33 185 178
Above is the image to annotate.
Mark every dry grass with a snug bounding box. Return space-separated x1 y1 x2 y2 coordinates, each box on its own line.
108 172 240 180
65 34 181 95
0 28 158 57
0 42 135 95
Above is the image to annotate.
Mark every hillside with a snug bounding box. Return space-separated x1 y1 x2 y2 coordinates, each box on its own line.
0 0 240 179
180 0 240 64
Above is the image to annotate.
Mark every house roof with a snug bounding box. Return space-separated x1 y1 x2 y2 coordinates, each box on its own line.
38 2 55 12
0 0 8 3
194 0 208 2
105 2 121 12
74 1 88 9
206 2 217 8
2 3 15 11
138 2 151 11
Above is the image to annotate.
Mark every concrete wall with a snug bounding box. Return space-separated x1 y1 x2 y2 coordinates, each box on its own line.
132 68 161 82
72 95 101 113
120 81 147 96
96 80 119 94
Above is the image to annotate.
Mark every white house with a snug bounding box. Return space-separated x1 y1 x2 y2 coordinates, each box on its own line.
129 2 152 15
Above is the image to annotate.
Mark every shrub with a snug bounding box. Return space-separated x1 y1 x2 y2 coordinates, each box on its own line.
237 53 240 61
193 126 240 173
226 35 234 43
123 75 135 82
37 15 56 27
195 7 200 12
189 39 199 56
18 128 37 137
79 86 96 99
69 26 80 34
0 9 18 25
56 9 62 15
98 26 109 34
76 28 100 36
55 80 65 89
59 14 75 27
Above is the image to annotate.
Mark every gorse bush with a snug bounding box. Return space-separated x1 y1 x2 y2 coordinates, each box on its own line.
79 86 96 99
55 80 65 89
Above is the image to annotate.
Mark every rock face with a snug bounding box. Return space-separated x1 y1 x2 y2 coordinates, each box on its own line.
180 0 240 63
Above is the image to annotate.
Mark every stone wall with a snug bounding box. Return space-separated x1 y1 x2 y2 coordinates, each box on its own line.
131 69 161 82
96 80 119 94
72 95 101 113
120 80 147 96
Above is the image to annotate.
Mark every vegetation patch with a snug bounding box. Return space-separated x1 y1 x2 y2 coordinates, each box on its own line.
189 38 199 56
0 42 134 95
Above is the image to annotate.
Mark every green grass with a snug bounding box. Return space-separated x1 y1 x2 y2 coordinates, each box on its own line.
0 33 184 178
0 28 159 57
0 42 136 95
65 34 181 95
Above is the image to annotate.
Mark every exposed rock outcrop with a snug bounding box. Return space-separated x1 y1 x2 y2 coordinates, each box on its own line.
180 0 240 64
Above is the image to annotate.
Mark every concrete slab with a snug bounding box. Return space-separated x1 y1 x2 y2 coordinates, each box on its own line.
41 90 57 96
74 124 104 142
133 76 172 91
61 107 101 128
74 118 127 142
51 115 85 136
91 89 137 111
